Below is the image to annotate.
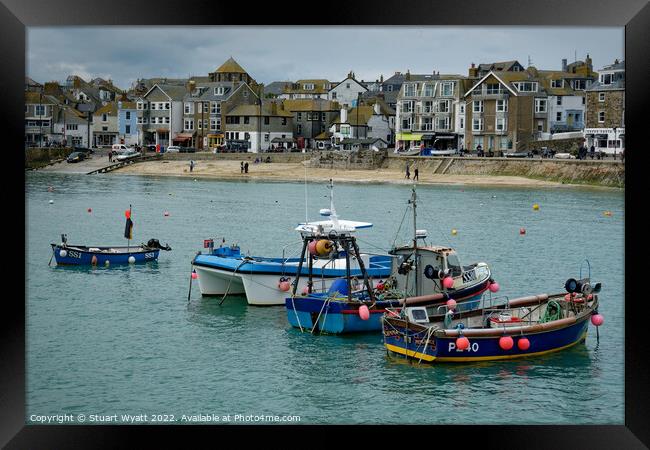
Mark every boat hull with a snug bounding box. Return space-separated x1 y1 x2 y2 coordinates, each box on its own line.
383 315 590 363
51 244 159 266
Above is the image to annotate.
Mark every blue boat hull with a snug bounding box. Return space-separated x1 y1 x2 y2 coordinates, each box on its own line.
383 316 590 363
285 289 486 334
51 244 160 266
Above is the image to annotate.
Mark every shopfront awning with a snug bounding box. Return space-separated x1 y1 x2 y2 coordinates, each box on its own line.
396 133 423 141
207 133 224 138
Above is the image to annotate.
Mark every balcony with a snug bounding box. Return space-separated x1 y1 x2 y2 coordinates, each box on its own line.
470 91 509 101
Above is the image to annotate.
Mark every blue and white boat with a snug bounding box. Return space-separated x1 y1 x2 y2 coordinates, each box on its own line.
285 187 494 334
50 206 171 266
191 181 393 305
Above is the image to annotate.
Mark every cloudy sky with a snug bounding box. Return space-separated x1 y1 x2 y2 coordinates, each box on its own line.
27 27 623 89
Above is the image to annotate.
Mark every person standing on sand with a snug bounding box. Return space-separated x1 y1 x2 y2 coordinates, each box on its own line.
244 162 249 174
189 160 194 172
414 167 419 181
240 161 244 174
405 163 410 179
108 150 112 163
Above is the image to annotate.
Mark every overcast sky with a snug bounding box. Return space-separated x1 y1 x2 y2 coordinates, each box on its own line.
27 26 624 89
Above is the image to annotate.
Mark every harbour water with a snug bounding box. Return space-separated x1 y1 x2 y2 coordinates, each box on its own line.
26 172 624 424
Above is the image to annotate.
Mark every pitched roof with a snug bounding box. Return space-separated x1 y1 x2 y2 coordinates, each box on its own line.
478 60 523 72
314 131 332 140
118 101 137 109
283 80 331 94
154 84 188 100
225 102 293 117
94 102 118 116
282 98 339 112
25 92 59 104
215 57 248 74
264 81 292 96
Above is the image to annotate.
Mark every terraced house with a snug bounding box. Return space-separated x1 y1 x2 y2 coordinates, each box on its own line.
224 101 294 152
136 84 186 149
329 99 395 149
282 98 340 149
92 102 118 147
584 59 625 155
394 72 470 152
279 80 332 100
463 66 554 154
24 91 62 146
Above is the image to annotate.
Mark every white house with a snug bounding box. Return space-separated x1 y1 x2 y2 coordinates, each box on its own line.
328 73 368 107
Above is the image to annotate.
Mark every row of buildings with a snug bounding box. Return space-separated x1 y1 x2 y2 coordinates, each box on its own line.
25 56 625 154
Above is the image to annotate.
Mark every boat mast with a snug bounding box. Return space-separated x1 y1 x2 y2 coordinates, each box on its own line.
328 178 340 230
410 187 418 296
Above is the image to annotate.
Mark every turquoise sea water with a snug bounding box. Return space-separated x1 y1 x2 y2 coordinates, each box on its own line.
26 172 624 424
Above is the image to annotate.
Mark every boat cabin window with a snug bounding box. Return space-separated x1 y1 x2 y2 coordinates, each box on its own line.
445 252 462 277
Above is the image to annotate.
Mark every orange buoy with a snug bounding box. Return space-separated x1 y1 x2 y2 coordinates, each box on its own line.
315 239 333 256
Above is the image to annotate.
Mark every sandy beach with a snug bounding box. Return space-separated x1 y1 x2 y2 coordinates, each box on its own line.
113 159 568 188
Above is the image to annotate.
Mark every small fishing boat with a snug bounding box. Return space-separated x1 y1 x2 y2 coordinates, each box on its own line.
191 181 393 305
50 206 171 266
382 274 604 363
395 148 422 156
285 187 495 334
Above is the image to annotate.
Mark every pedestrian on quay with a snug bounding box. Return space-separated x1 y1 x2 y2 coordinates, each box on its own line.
108 150 113 163
405 163 410 179
590 145 595 159
414 167 419 181
244 162 249 174
240 161 244 174
189 160 194 172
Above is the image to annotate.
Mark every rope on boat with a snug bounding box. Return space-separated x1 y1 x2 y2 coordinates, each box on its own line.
311 295 333 335
219 259 248 306
417 326 438 364
289 294 304 333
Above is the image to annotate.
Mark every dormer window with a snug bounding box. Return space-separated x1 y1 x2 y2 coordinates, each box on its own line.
303 83 315 90
551 79 563 88
214 86 225 95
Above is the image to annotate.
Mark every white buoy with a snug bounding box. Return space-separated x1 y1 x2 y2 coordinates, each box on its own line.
49 200 54 204
59 249 67 258
128 256 136 264
105 260 110 267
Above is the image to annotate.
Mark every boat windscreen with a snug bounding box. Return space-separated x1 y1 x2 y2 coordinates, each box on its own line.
446 252 462 277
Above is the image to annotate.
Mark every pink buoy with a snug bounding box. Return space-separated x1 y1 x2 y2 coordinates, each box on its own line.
301 286 309 295
517 337 530 351
587 294 593 300
591 314 604 326
308 241 318 255
519 228 526 235
499 336 514 350
564 294 572 301
163 211 170 217
278 281 290 292
358 304 370 321
87 208 92 213
456 336 470 351
442 277 454 289
446 299 457 309
191 271 198 280
91 255 98 265
488 282 500 293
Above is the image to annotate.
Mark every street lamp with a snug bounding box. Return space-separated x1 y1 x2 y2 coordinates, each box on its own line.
613 126 617 159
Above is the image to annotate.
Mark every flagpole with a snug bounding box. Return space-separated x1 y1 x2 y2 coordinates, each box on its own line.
128 204 132 253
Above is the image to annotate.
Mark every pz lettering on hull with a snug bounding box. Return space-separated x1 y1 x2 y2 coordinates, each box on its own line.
448 342 480 352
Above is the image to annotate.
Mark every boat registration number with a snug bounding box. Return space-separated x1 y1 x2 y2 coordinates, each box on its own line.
67 250 81 259
144 252 155 259
448 341 480 352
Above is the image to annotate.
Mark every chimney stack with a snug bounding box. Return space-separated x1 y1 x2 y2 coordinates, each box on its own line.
340 108 347 123
562 59 568 72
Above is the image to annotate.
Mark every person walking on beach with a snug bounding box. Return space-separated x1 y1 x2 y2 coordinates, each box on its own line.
189 160 194 172
240 161 244 174
244 162 249 174
414 167 419 181
405 163 410 179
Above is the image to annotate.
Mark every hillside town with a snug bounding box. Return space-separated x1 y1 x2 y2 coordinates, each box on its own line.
25 55 625 157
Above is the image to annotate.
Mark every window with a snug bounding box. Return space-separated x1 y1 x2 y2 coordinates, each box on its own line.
165 103 170 110
210 118 217 130
599 93 606 102
125 124 131 134
551 79 563 88
556 112 562 122
496 117 506 131
321 112 326 121
421 117 433 131
244 116 250 124
264 134 270 142
102 114 107 122
27 120 37 127
485 83 502 95
473 100 484 113
598 111 605 123
496 100 508 112
297 124 302 134
600 73 613 85
437 117 450 130
472 118 483 132
537 121 544 131
102 126 108 131
164 117 169 124
184 103 193 114
535 99 547 113
226 116 240 124
65 124 78 131
423 84 434 97
303 83 314 90
331 92 337 99
404 84 416 97
401 118 412 130
459 117 464 129
582 97 586 105
184 119 194 130
556 96 562 106
514 82 538 92
264 117 270 125
125 111 131 120
346 83 350 89
197 120 202 130
297 112 302 121
151 103 157 110
402 101 414 113
211 102 221 114
572 79 587 90
204 102 209 113
438 100 450 113
214 87 225 95
35 105 45 115
282 118 287 125
137 117 143 124
459 104 465 114
423 101 433 113
137 102 143 110
441 82 454 96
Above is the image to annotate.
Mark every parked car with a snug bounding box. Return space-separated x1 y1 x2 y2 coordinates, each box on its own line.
166 146 181 153
116 149 142 161
66 152 86 163
554 152 576 159
111 144 133 154
504 150 533 158
73 146 94 155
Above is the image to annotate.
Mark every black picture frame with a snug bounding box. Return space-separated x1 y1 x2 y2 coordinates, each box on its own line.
2 0 648 447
